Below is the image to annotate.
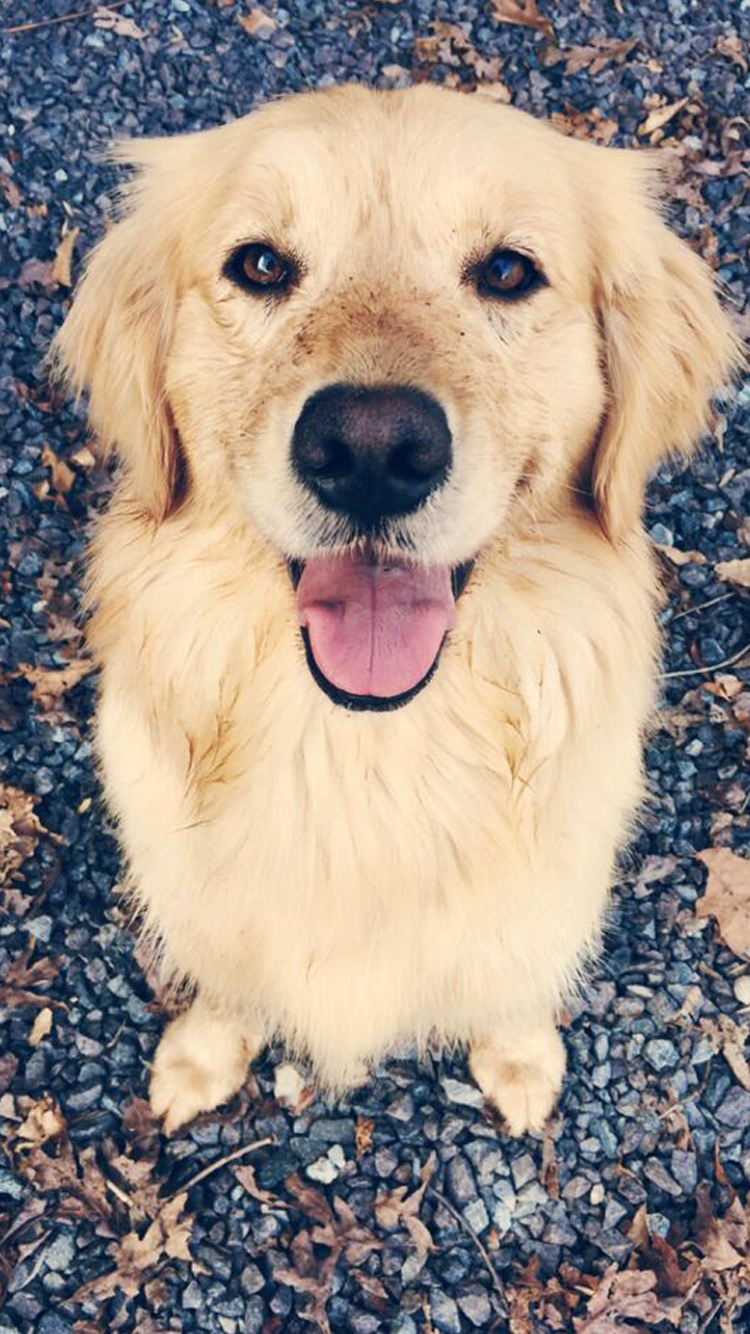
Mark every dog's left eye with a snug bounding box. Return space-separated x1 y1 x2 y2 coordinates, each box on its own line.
475 249 543 300
224 242 294 294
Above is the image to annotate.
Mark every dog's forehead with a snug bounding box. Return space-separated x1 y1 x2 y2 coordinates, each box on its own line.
212 87 590 257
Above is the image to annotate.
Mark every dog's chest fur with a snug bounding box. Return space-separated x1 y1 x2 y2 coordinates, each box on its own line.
93 506 657 1084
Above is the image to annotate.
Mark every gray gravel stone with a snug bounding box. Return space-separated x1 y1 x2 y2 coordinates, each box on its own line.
457 1287 492 1327
430 1289 462 1334
716 1087 750 1128
643 1039 679 1071
446 1153 477 1207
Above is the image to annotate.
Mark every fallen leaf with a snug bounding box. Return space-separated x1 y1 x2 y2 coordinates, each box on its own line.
73 1192 194 1302
375 1151 436 1255
573 1267 683 1331
715 558 750 589
696 848 750 958
0 944 62 1011
550 105 619 145
413 21 506 86
238 6 276 35
696 1015 750 1091
21 657 94 712
28 1007 53 1047
17 1095 66 1148
355 1116 374 1158
42 442 76 495
715 34 748 73
0 173 22 207
694 1184 749 1275
547 36 638 78
50 227 80 288
490 0 554 39
0 784 51 888
93 6 146 38
654 542 707 566
639 97 690 137
703 675 743 702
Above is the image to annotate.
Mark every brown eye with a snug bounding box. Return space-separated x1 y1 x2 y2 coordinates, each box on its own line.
225 242 295 294
476 249 542 300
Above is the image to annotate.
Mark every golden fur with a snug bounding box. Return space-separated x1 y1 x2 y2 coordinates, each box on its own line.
53 85 738 1135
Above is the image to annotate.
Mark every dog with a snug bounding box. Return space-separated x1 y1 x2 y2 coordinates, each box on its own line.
53 84 738 1136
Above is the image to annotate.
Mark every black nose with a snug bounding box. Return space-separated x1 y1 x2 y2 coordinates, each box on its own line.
291 384 452 526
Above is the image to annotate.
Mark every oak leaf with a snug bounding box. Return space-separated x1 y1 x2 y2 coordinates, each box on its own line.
696 848 750 958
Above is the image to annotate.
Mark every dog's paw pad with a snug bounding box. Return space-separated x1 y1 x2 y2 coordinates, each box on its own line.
149 1011 252 1135
470 1033 565 1137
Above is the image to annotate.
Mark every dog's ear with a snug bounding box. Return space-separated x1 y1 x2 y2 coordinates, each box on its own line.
51 140 192 522
589 151 741 540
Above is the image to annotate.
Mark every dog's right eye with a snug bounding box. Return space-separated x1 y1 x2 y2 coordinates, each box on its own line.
224 242 295 295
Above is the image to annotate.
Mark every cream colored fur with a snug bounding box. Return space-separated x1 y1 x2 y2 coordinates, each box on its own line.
53 85 739 1136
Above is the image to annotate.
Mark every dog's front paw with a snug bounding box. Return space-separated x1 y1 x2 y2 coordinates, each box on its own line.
469 1024 565 1136
149 1001 259 1135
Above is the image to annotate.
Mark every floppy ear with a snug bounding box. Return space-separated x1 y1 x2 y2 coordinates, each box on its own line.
589 152 741 540
51 142 188 522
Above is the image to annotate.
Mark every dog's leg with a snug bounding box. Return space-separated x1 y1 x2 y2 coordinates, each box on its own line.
149 994 262 1135
469 1014 565 1136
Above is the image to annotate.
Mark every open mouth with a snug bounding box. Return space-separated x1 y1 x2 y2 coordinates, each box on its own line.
289 549 474 712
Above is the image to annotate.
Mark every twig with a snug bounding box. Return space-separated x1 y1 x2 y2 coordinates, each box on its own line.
166 1136 273 1199
105 1176 137 1209
660 639 750 680
4 0 130 36
671 591 736 622
431 1188 508 1315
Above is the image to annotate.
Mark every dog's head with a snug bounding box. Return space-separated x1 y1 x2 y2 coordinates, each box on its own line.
54 85 739 709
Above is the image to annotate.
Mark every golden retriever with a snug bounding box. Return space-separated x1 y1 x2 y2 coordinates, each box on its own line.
53 84 738 1136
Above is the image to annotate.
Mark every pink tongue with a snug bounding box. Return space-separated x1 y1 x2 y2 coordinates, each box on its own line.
296 552 455 699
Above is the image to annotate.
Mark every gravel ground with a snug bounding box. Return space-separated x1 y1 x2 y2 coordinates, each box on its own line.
1 2 750 1332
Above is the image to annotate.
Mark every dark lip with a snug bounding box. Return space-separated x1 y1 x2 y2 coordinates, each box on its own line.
288 554 475 712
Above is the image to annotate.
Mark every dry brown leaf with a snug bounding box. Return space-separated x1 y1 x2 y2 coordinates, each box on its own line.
694 1185 749 1275
0 945 62 1010
715 558 750 589
0 784 49 886
548 36 637 77
639 97 690 137
355 1115 374 1158
42 442 76 495
490 0 554 39
239 7 276 36
715 34 748 73
696 1015 750 1091
22 657 94 712
375 1151 436 1254
573 1266 682 1331
0 173 22 208
274 1177 382 1334
696 847 750 959
50 227 80 288
413 21 506 86
93 6 146 38
28 1006 53 1047
16 1095 66 1147
703 675 743 702
654 542 707 566
234 1161 283 1206
73 1192 194 1303
550 105 619 145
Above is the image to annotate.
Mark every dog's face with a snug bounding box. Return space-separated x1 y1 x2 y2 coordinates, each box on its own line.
55 86 736 708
